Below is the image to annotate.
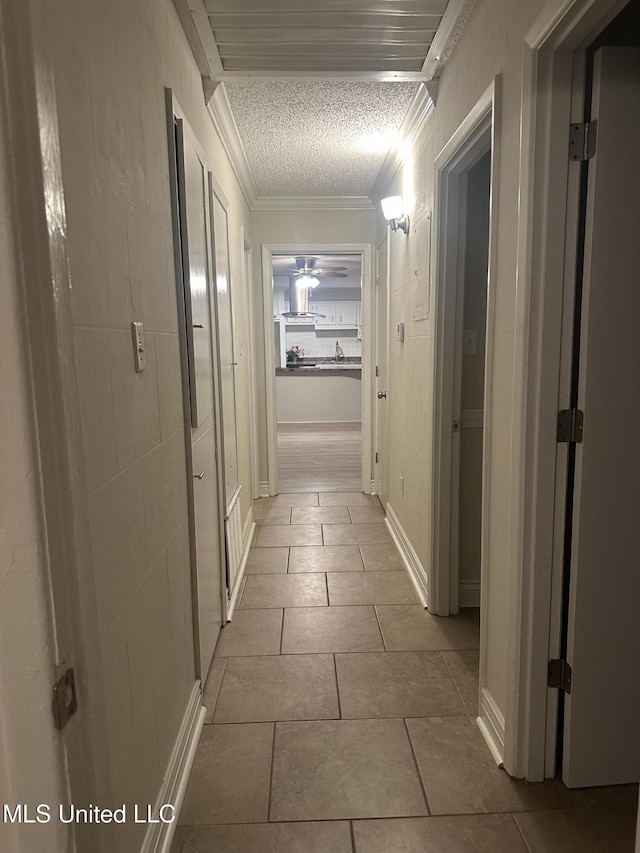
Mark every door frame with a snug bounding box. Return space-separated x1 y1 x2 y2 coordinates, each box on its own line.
430 82 498 621
166 91 229 667
374 231 391 503
506 0 629 781
241 227 261 500
261 241 374 495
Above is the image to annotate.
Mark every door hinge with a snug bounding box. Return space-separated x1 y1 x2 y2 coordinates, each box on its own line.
375 451 379 463
548 659 572 693
53 668 78 730
569 121 597 161
557 409 584 443
375 365 379 377
452 419 462 433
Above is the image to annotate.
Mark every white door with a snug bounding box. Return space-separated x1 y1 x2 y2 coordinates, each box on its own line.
562 47 640 788
175 117 224 680
210 181 239 508
375 237 389 504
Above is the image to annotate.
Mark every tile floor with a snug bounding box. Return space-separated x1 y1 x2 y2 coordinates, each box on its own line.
172 492 638 853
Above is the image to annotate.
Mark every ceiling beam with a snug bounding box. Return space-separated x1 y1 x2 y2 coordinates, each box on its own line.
215 70 429 82
422 0 476 79
173 0 224 102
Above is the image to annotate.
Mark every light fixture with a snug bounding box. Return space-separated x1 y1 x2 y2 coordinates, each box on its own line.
295 274 320 289
381 195 410 234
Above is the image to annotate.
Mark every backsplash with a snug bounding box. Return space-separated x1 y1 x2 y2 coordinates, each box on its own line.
285 328 361 358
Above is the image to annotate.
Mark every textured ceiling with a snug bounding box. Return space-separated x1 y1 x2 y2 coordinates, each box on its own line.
224 81 420 197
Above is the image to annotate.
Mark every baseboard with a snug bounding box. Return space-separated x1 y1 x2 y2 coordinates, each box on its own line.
384 504 429 609
258 481 270 498
477 686 506 768
141 681 206 853
277 419 362 425
460 579 480 607
227 510 255 621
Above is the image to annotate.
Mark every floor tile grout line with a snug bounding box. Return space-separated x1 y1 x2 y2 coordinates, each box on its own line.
512 813 535 853
349 818 357 852
372 604 388 651
439 650 469 714
333 652 344 720
279 608 285 655
403 716 433 817
266 722 277 823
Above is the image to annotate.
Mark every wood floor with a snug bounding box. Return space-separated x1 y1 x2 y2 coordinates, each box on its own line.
277 422 362 492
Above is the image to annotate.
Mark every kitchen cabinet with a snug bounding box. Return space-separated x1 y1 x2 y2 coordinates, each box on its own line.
311 301 360 329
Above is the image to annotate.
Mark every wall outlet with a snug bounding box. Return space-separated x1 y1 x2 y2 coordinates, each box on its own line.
400 475 405 496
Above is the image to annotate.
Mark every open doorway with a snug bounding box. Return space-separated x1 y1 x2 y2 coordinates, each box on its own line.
430 87 496 621
262 242 374 496
272 253 363 492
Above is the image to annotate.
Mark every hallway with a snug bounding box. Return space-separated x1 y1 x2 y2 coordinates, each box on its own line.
171 494 637 853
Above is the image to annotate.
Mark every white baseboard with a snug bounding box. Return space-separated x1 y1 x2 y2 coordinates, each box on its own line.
258 481 270 498
477 686 506 768
227 510 255 621
384 504 429 609
460 579 480 607
141 682 206 853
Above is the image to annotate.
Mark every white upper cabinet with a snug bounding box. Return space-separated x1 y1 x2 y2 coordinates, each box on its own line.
312 301 360 328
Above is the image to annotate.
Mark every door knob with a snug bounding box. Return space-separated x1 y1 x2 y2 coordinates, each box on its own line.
194 471 205 480
377 391 387 399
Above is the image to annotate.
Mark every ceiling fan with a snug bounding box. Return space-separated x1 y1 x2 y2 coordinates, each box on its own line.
281 256 348 288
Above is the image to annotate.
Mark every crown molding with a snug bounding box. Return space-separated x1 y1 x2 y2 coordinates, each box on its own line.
369 84 435 204
422 0 477 80
252 196 374 211
207 85 258 209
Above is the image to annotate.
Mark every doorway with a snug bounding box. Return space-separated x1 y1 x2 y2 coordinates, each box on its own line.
262 242 375 496
430 85 496 620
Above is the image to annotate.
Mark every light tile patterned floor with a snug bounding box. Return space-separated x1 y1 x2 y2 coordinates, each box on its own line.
174 492 638 853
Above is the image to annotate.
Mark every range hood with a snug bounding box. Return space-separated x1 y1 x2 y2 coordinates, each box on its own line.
283 276 313 317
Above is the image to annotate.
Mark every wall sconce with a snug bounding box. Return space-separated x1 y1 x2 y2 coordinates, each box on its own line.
381 195 410 235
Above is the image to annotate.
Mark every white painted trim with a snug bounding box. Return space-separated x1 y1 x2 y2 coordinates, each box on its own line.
141 682 206 853
226 509 255 621
460 580 481 607
252 196 374 211
385 505 429 609
241 230 260 501
370 86 435 204
217 70 429 83
261 242 374 497
507 0 627 783
172 0 223 86
277 419 362 425
207 85 257 208
477 686 506 767
422 0 477 79
430 80 496 618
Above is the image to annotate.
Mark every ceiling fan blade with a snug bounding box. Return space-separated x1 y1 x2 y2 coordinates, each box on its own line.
314 267 348 273
316 271 349 278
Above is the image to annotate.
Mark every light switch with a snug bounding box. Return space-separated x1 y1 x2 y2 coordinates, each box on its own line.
131 321 146 372
463 329 478 355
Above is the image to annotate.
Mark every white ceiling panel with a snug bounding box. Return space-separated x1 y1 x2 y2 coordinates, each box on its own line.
204 0 448 75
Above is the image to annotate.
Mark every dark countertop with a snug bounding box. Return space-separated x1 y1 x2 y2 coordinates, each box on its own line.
276 359 362 378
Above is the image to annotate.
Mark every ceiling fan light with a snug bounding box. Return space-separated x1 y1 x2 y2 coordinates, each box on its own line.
296 274 320 289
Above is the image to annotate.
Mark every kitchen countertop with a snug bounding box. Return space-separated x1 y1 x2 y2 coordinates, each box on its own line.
276 359 362 378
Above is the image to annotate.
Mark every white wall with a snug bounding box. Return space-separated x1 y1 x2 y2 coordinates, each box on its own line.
46 0 254 848
0 103 71 853
378 0 549 739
